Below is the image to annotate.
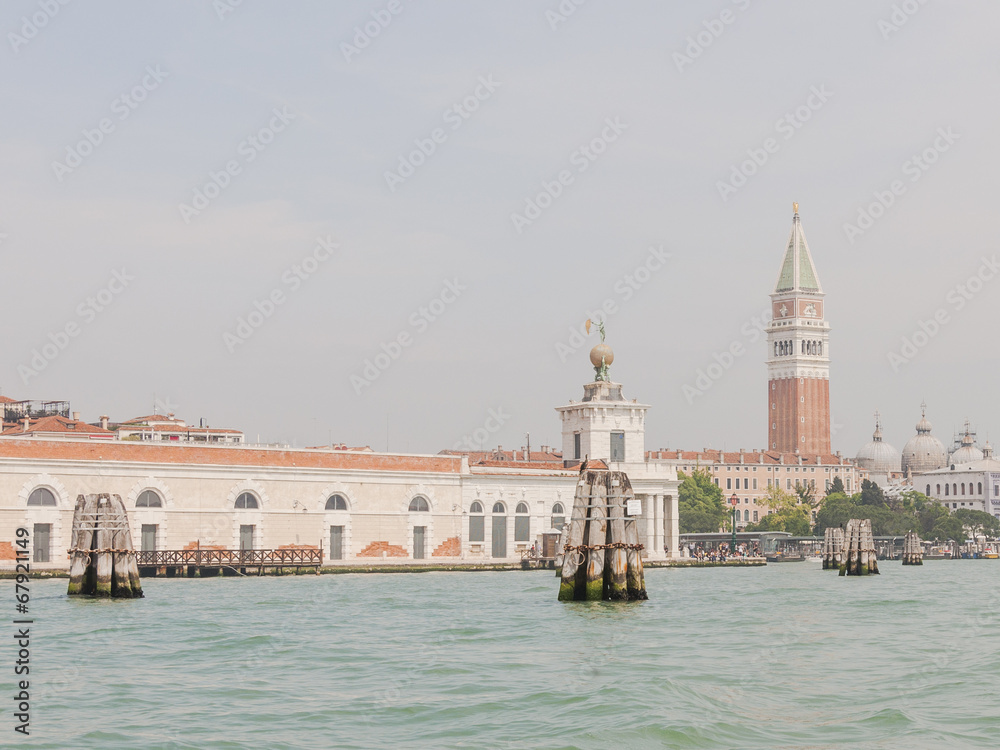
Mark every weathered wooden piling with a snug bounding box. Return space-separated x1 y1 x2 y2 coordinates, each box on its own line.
67 493 144 598
558 460 647 602
822 527 845 570
840 518 879 576
901 531 923 565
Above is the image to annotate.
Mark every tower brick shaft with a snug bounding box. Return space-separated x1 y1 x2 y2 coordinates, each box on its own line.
766 205 832 455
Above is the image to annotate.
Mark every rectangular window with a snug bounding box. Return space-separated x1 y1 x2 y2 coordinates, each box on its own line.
753 511 758 522
714 478 719 486
846 479 852 492
767 479 772 488
141 524 157 552
787 479 792 490
743 478 749 490
514 514 530 542
752 478 757 490
574 433 581 460
33 523 51 563
727 478 732 490
329 526 344 560
469 515 485 542
610 432 625 462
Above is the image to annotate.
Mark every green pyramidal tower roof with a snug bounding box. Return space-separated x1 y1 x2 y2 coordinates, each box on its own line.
774 205 823 294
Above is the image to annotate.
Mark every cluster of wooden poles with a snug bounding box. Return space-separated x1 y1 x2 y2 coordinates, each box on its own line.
558 461 647 602
67 493 144 598
822 519 880 576
901 530 923 565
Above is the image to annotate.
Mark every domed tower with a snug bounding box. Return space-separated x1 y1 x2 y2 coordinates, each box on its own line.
855 411 902 475
765 204 832 454
901 403 948 474
950 420 984 466
556 328 648 465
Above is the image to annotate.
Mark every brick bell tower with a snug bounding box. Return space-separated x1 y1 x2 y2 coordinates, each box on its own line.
766 203 832 455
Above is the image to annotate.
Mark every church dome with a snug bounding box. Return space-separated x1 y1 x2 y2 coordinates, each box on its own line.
901 404 947 474
855 414 901 474
950 424 983 466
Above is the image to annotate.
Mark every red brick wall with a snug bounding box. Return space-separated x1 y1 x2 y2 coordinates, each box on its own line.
357 541 408 558
431 537 460 557
769 377 831 455
0 542 15 560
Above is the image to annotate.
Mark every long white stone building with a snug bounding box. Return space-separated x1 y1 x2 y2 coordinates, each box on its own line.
1 352 679 569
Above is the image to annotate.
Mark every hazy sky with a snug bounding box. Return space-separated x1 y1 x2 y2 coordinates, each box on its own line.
2 1 997 456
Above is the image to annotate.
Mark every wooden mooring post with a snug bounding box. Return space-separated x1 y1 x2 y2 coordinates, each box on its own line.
67 494 144 598
558 460 647 602
840 518 879 576
822 527 845 570
901 531 923 565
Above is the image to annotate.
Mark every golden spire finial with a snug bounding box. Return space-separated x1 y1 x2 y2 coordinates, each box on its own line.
793 201 799 214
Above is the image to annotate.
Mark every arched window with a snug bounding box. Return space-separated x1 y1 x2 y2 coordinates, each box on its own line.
978 482 983 495
936 484 941 495
27 488 56 506
325 494 348 511
514 502 530 542
744 509 750 522
926 485 931 496
551 502 565 531
469 501 484 543
235 492 259 509
945 484 949 496
492 502 506 514
953 484 958 496
136 490 162 508
409 496 430 512
961 483 966 495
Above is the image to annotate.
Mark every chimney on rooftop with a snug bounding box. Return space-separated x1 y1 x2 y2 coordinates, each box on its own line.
100 415 109 430
22 417 30 432
72 411 80 421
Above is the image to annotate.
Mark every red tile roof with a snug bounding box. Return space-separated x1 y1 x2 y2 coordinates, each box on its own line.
0 416 114 437
0 439 462 473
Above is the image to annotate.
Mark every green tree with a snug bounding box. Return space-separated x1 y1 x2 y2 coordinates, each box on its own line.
858 479 887 507
953 509 1000 539
677 469 727 533
929 516 967 544
827 476 845 497
746 486 812 535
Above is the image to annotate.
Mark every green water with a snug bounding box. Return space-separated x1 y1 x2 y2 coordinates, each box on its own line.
6 562 1000 749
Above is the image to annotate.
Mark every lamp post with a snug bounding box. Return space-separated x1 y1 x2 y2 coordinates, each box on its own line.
730 493 739 554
